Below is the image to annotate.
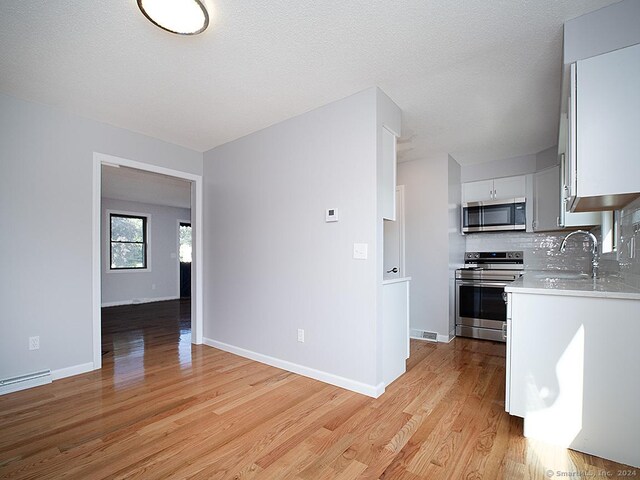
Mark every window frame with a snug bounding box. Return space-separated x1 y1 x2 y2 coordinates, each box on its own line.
106 211 151 272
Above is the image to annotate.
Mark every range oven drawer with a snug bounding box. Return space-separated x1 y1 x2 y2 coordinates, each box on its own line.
457 316 504 330
456 325 505 343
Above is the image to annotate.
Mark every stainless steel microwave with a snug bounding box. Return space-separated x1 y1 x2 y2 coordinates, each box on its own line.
462 197 526 233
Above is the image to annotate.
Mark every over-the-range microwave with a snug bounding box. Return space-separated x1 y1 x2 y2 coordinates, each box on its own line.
462 198 526 233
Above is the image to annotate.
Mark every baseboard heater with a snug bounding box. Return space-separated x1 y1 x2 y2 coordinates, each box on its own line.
0 369 52 396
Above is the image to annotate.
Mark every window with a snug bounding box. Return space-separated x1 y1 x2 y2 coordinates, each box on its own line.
110 214 147 269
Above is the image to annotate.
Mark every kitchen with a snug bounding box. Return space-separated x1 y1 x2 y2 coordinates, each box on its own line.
1 0 639 477
388 1 639 468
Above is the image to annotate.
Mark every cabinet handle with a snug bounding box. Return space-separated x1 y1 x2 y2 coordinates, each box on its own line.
502 322 507 340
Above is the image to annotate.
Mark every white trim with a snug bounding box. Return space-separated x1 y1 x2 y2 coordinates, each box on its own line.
92 158 102 369
203 337 385 398
396 185 406 277
93 152 205 373
101 296 180 308
104 209 152 273
437 334 454 343
51 362 95 381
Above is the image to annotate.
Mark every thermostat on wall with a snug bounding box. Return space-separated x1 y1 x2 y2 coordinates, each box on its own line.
325 208 339 222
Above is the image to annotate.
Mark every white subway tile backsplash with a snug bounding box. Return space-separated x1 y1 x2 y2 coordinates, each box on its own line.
465 231 596 273
617 197 640 287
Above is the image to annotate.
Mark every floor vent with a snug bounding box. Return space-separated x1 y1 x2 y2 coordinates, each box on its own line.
410 329 438 342
0 369 51 396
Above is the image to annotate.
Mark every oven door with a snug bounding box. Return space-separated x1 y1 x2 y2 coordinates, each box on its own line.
456 280 508 331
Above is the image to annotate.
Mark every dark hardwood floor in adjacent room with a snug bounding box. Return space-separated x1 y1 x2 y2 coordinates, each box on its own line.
0 300 631 479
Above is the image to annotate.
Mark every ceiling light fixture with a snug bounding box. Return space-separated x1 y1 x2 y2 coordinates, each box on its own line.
137 0 209 35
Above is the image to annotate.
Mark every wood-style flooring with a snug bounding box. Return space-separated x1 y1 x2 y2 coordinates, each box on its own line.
0 300 632 479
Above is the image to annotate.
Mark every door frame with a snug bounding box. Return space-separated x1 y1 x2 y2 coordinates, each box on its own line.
92 152 204 370
396 185 406 277
177 219 191 298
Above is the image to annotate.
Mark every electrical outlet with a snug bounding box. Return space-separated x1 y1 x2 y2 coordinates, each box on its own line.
29 336 40 350
297 329 305 343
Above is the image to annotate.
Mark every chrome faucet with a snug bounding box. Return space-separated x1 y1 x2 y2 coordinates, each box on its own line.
559 230 599 278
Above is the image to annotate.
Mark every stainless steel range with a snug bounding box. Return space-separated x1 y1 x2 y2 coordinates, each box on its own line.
455 251 524 342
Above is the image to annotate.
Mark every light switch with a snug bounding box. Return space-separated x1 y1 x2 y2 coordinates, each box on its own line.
353 243 368 260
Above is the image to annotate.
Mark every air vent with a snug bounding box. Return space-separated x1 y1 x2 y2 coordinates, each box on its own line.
410 329 438 342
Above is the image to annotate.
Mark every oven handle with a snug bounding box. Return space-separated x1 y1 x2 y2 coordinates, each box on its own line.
456 281 511 288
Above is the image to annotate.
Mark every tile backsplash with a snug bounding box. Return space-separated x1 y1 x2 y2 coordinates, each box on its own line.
465 231 597 272
615 196 640 287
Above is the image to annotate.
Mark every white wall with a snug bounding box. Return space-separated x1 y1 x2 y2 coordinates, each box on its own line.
448 156 465 336
398 155 453 339
564 0 640 64
460 153 537 183
203 88 387 394
0 93 202 380
101 198 190 306
535 145 559 171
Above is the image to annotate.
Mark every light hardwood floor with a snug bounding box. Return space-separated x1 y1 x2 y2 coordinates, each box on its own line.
0 300 632 479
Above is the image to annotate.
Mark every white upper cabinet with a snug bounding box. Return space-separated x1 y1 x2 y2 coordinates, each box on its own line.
381 127 397 220
533 163 601 232
462 179 494 203
533 166 561 231
493 176 526 200
462 175 526 203
566 43 640 211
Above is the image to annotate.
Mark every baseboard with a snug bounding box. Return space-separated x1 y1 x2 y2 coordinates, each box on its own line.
51 362 95 381
101 296 180 308
438 334 455 343
203 337 385 398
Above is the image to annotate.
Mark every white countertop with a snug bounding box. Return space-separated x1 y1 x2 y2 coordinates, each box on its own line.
505 271 640 300
382 276 411 285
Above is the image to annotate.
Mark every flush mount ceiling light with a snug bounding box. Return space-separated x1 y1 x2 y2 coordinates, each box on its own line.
137 0 209 35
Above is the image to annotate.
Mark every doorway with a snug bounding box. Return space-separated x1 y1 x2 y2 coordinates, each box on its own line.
92 152 204 371
179 222 192 298
384 185 406 280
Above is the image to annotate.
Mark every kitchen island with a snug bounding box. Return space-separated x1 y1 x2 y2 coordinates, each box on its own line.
504 272 640 468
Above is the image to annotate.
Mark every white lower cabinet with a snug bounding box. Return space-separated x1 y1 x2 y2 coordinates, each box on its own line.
506 292 640 468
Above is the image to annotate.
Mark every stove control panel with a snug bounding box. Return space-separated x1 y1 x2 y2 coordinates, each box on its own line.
464 251 523 264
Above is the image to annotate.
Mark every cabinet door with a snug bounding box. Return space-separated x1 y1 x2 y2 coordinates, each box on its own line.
462 179 494 203
493 175 526 200
533 166 561 231
577 43 640 198
381 127 397 220
559 154 601 228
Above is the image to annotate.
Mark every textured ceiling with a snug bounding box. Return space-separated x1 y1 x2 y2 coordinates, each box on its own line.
102 166 191 209
0 0 617 164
